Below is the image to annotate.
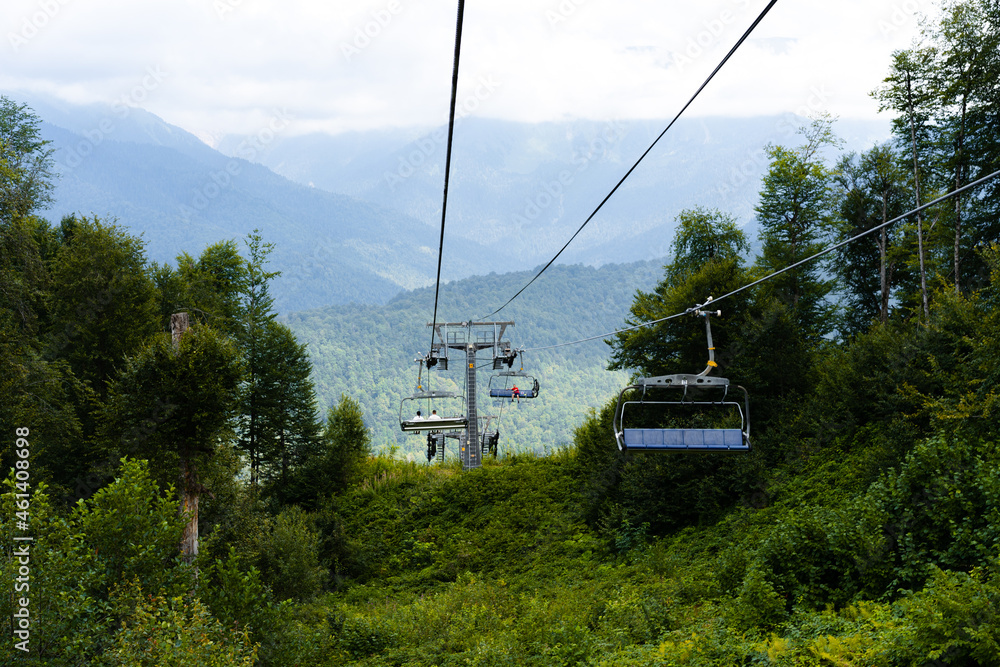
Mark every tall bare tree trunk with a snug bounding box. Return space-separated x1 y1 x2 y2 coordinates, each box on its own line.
171 312 199 564
906 72 930 321
880 201 890 324
954 93 967 294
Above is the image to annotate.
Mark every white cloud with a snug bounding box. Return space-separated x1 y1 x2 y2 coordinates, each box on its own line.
0 0 929 140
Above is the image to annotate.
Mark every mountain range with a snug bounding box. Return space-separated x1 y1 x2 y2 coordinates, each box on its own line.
11 91 891 313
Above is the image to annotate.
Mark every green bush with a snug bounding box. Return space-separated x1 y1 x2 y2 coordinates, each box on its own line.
252 505 327 602
873 434 1000 592
108 580 258 667
74 458 191 597
896 565 1000 665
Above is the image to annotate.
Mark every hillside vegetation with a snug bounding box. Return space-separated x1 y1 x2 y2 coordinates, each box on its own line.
1 1 999 664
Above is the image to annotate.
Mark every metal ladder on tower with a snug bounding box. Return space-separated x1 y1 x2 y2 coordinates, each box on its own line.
464 343 480 469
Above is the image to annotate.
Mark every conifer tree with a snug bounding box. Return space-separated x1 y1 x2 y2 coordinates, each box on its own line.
283 394 370 508
236 231 280 486
257 319 322 490
232 230 324 492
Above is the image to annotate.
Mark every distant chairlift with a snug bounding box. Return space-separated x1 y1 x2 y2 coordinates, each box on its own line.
399 357 467 433
399 390 468 432
612 298 751 452
488 350 540 400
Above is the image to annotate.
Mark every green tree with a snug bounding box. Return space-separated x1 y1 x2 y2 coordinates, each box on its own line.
99 324 242 560
0 215 86 497
665 207 750 283
609 207 752 379
288 394 371 507
834 144 910 334
321 393 371 493
158 240 247 334
874 46 942 320
257 320 323 493
236 231 280 486
45 215 159 401
875 0 1000 297
932 0 1000 293
0 96 54 221
754 116 839 341
0 100 85 495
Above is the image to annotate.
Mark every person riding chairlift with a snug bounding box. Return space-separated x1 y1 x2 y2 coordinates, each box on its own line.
511 385 520 403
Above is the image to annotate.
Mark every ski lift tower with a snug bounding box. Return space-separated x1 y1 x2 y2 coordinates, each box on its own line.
426 320 515 470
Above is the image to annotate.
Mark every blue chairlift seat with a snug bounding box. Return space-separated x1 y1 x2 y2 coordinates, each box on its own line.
612 374 751 453
620 427 746 451
488 388 537 399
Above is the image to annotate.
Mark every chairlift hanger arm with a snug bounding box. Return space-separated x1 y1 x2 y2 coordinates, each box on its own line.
683 296 722 377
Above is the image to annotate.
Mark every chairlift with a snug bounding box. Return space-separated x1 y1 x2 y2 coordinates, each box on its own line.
399 357 467 432
399 390 468 432
488 351 540 400
612 298 751 452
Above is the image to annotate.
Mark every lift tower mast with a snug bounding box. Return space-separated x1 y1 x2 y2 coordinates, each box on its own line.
427 321 514 470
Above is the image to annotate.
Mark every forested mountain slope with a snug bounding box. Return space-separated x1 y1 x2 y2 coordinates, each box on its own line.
223 115 891 267
13 94 487 312
286 259 663 457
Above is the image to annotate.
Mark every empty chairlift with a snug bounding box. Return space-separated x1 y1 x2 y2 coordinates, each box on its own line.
612 298 751 452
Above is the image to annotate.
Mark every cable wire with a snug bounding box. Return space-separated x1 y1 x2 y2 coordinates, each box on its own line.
523 167 1000 352
429 0 467 354
709 167 1000 308
482 0 780 319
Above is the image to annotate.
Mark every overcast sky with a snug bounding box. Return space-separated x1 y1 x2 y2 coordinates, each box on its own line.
2 0 931 145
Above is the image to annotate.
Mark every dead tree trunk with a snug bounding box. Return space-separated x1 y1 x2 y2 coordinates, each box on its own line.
171 312 199 564
906 72 930 321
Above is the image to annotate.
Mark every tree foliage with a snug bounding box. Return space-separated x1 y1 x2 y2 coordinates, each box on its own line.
0 96 54 221
99 325 242 494
753 115 839 341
